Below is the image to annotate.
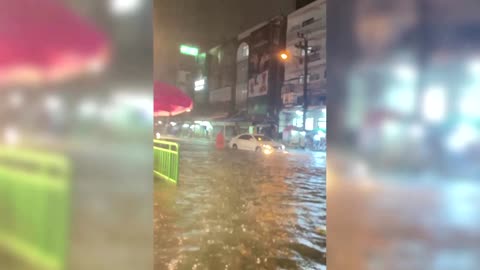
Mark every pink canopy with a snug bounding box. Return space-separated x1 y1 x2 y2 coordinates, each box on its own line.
154 81 193 117
0 0 110 87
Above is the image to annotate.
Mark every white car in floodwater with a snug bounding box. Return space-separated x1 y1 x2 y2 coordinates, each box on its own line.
229 133 286 154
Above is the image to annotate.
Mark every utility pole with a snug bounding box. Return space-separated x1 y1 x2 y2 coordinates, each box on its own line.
295 32 310 131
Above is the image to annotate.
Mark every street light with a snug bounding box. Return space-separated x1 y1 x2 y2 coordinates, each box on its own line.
280 51 289 61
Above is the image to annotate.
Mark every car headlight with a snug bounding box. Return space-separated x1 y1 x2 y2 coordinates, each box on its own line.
262 144 272 149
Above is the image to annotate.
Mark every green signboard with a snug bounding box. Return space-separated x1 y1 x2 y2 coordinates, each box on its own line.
180 45 199 57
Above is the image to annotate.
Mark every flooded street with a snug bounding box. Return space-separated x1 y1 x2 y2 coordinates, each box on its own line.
154 141 326 270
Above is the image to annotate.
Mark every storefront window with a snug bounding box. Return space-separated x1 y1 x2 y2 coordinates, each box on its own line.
318 119 327 129
306 117 314 131
293 117 303 128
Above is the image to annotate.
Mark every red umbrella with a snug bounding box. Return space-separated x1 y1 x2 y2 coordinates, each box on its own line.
154 81 193 117
0 0 110 87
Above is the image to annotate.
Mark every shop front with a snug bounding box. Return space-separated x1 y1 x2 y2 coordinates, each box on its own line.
279 101 327 147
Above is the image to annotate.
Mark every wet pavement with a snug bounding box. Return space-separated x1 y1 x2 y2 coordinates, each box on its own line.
154 141 326 270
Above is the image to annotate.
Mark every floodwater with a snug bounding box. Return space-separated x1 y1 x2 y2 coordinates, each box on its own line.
154 141 326 270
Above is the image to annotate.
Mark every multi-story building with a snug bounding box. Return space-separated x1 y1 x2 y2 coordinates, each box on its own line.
205 39 237 118
235 24 265 112
175 44 202 99
190 40 236 117
185 17 288 138
187 16 296 138
280 0 327 134
245 17 287 123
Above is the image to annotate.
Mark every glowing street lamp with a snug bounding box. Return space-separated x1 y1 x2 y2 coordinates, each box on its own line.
279 51 289 61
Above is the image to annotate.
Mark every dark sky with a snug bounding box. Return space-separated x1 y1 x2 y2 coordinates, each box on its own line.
154 0 295 81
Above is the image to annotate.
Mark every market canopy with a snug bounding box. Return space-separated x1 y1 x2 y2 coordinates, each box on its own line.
0 0 110 87
154 81 193 117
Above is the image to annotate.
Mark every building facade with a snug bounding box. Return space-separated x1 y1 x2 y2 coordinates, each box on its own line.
175 46 202 100
192 52 208 107
245 16 287 124
206 40 237 118
235 28 257 112
280 0 327 133
296 0 318 10
185 16 301 139
193 17 287 125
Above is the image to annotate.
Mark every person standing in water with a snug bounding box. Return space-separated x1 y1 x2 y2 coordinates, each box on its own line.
216 130 225 149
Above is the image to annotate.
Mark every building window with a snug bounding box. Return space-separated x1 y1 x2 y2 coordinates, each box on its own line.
302 18 315 27
209 87 232 103
242 45 249 57
299 75 312 84
301 47 313 57
237 42 249 62
310 73 321 81
235 84 248 107
218 51 223 65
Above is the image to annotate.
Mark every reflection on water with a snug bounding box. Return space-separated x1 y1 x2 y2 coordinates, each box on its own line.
154 142 326 270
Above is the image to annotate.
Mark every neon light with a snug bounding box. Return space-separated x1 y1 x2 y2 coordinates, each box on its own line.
180 45 199 56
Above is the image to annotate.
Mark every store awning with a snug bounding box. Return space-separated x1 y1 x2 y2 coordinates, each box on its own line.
154 81 193 117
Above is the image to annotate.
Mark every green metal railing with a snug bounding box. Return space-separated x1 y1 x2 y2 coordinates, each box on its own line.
0 146 71 270
153 140 179 184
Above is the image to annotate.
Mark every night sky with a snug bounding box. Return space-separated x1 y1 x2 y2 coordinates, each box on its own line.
153 0 295 81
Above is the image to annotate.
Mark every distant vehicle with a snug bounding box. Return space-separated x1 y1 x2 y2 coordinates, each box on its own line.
229 133 286 154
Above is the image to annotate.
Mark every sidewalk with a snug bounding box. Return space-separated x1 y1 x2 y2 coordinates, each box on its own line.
157 135 214 145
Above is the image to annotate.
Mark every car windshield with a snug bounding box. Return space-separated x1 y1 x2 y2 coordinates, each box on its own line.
254 135 272 142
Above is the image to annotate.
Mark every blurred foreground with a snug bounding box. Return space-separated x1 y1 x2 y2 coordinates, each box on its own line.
0 0 153 269
328 0 480 269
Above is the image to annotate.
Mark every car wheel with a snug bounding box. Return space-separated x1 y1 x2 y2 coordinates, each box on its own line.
255 146 261 152
232 144 238 150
